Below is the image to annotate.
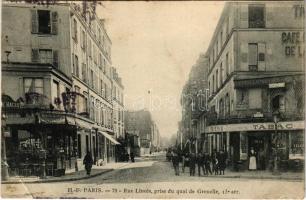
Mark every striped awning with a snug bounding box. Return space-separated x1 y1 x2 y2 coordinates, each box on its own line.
98 131 120 145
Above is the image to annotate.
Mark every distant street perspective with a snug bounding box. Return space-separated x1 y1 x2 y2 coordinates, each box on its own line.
1 0 305 199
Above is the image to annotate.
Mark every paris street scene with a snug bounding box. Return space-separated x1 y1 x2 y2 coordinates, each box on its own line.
1 1 305 199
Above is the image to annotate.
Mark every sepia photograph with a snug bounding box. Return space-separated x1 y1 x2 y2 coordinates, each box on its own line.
1 0 305 199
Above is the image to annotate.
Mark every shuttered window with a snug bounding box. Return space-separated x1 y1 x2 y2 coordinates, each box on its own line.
31 49 59 68
248 43 258 71
31 10 58 34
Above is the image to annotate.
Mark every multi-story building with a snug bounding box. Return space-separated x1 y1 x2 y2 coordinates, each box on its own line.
124 110 160 156
1 2 121 177
180 54 209 154
111 67 124 140
204 2 304 171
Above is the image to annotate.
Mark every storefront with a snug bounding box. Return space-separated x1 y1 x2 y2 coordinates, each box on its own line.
205 121 304 171
4 111 78 177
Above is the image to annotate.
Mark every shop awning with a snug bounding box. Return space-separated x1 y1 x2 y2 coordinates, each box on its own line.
206 121 305 133
6 115 35 125
98 131 120 145
40 113 75 125
75 118 93 130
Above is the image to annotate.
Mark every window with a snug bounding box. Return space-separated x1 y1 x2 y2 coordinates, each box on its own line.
73 19 78 42
249 88 262 109
24 78 44 94
32 49 58 67
212 75 215 94
83 92 88 113
219 99 224 118
90 70 94 88
75 86 80 112
52 80 60 108
220 31 223 47
248 43 258 71
74 55 79 77
225 53 229 76
82 63 87 83
81 30 86 49
237 89 248 106
39 49 53 63
86 135 89 154
220 63 223 84
272 95 285 113
225 93 230 116
216 69 219 90
38 10 50 33
248 5 265 28
32 10 58 34
77 134 82 158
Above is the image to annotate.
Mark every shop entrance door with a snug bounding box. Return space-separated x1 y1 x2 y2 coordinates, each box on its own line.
248 134 266 170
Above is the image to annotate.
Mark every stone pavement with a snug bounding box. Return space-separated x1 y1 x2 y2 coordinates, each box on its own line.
1 162 130 184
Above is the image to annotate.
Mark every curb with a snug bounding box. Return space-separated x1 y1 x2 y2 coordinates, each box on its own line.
200 175 303 181
1 169 114 184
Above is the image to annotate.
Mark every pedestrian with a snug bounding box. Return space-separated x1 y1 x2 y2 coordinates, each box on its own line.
189 152 196 176
172 150 180 176
204 152 212 175
211 150 218 175
197 152 205 177
181 153 186 173
249 147 257 170
130 152 135 163
218 150 227 175
212 150 219 175
83 151 93 175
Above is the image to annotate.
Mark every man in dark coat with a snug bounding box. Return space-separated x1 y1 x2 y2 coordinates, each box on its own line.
204 152 212 175
172 150 180 176
218 150 227 175
197 152 205 177
130 152 135 163
83 151 93 175
189 153 196 176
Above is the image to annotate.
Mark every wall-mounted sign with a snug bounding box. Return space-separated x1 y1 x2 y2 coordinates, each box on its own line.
269 82 285 89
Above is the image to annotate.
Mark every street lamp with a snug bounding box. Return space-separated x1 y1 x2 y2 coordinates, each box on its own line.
1 113 9 181
272 111 281 175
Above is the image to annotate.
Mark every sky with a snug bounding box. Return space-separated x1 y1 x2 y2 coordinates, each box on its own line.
97 2 224 139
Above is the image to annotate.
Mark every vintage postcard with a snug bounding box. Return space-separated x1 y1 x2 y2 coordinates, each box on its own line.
1 0 305 199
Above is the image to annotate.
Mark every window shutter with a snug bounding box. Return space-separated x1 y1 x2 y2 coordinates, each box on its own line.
51 11 58 35
31 10 38 33
240 43 248 70
31 49 39 62
240 5 248 28
53 50 59 68
258 43 266 71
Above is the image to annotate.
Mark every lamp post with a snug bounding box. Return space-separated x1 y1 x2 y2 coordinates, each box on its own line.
1 113 9 181
272 111 281 175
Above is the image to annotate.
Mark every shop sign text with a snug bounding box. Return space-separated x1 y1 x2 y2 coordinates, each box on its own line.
281 32 304 57
253 123 294 130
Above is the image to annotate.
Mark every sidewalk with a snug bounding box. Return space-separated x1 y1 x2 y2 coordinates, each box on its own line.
188 169 304 180
1 162 130 184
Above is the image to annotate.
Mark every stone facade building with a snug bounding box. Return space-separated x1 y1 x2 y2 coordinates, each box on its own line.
180 1 304 171
1 2 123 177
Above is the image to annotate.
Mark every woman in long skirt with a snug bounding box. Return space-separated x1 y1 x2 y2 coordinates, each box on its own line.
249 148 257 170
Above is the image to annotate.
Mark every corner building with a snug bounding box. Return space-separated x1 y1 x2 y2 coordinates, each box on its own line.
205 2 304 171
1 2 121 177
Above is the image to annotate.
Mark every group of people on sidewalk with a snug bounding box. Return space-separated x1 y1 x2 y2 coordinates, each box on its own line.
169 149 227 177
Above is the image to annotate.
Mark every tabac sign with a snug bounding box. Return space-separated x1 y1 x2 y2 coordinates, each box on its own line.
206 121 304 133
